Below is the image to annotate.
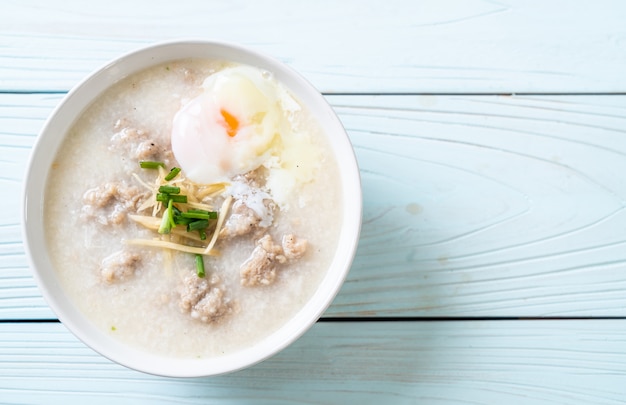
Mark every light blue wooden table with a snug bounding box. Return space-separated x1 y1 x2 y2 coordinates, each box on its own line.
3 1 626 403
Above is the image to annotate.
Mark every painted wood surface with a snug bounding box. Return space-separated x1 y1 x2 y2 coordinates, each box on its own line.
3 94 626 319
1 321 625 404
2 0 626 93
3 1 626 403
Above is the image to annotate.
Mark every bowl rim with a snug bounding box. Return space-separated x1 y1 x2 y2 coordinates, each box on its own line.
21 39 362 377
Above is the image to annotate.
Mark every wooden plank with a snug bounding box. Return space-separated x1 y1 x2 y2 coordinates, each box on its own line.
1 321 625 404
2 1 626 93
0 94 54 319
5 94 626 319
327 94 626 317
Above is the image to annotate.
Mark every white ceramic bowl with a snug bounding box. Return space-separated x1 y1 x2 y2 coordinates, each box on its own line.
22 40 361 377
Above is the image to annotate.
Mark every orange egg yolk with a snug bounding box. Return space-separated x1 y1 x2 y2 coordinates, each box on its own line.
220 109 239 137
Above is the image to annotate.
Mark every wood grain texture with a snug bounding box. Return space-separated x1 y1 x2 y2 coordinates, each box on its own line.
1 321 625 404
4 93 626 319
0 94 53 319
327 94 626 317
4 2 626 404
2 0 626 93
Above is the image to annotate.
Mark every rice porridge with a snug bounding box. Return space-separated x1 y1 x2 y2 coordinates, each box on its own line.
44 59 342 358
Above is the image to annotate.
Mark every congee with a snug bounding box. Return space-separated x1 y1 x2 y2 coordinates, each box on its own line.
44 59 342 358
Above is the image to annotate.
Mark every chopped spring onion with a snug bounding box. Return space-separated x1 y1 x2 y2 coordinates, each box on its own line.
187 219 209 232
164 167 181 181
129 162 230 258
158 200 176 234
181 209 218 220
139 161 165 169
195 254 205 278
167 199 176 228
174 215 194 226
156 193 187 204
187 208 211 214
158 185 181 194
158 207 171 234
129 215 205 242
170 195 188 203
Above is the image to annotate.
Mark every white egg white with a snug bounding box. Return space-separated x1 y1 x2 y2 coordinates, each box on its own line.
171 66 282 184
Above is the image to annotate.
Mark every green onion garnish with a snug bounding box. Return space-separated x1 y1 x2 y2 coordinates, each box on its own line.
187 209 209 214
181 210 217 220
157 200 177 234
140 161 165 169
158 185 180 194
198 229 207 240
174 215 194 226
164 167 181 181
156 193 186 204
158 207 171 234
167 199 176 228
187 219 209 232
188 208 217 217
195 254 205 278
169 194 187 203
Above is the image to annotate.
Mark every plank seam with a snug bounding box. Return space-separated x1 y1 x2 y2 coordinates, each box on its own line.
318 317 626 322
2 317 626 324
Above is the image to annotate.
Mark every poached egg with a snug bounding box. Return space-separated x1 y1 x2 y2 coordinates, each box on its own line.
171 65 283 184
